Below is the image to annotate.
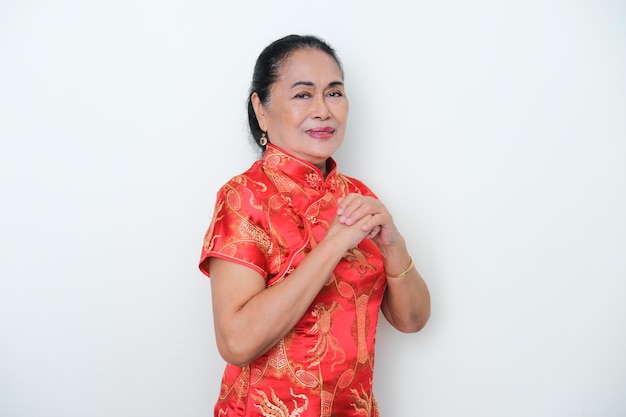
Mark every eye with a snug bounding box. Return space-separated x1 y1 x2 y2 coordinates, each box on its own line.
294 92 311 99
328 90 344 98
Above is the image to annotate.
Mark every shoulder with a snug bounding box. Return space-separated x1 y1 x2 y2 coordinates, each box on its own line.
213 160 277 220
217 160 275 199
336 173 378 199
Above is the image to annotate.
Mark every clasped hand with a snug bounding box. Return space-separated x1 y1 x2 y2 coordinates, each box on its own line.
327 193 399 250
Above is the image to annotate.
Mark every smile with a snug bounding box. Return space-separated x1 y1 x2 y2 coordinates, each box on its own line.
305 128 335 139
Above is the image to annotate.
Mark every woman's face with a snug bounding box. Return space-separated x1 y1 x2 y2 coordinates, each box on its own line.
253 48 349 173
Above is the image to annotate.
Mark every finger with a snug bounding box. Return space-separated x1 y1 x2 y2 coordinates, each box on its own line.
339 197 379 225
367 225 382 239
353 213 376 231
359 211 385 232
336 194 357 216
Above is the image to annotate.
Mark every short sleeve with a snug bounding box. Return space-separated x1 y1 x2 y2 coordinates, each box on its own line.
199 178 272 279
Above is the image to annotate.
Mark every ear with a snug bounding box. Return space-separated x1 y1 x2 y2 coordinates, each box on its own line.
251 93 268 132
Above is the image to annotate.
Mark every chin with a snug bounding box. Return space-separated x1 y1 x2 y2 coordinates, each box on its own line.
313 138 342 154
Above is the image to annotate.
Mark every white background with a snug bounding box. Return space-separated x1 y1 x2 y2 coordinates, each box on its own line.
1 1 625 416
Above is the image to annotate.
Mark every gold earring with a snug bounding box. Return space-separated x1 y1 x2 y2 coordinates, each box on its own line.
259 132 268 146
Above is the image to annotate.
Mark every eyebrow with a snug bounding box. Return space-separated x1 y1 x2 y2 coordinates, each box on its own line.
290 81 344 88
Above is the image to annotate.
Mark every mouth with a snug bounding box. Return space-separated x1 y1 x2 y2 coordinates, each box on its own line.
305 127 336 139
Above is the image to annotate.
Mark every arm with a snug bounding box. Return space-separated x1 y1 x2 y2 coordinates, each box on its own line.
378 236 431 333
209 213 375 366
337 194 431 333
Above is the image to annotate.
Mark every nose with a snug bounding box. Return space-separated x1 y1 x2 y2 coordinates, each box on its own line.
311 94 332 120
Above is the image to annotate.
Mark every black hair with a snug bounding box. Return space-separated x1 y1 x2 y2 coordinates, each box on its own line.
246 34 344 153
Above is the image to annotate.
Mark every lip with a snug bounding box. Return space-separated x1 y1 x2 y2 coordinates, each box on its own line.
305 127 336 139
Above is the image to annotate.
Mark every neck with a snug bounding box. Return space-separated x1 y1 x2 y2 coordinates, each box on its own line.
317 160 329 178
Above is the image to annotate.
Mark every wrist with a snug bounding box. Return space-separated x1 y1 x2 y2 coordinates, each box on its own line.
385 256 414 279
379 236 414 277
378 235 407 259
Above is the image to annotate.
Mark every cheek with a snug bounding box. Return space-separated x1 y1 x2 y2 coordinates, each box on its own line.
282 105 307 126
335 102 349 122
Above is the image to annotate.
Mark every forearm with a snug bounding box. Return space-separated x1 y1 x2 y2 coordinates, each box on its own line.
214 237 347 365
379 238 431 333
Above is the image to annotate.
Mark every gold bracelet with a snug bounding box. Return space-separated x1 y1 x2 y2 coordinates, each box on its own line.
386 257 414 279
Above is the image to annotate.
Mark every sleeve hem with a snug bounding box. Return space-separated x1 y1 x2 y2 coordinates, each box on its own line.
199 252 268 280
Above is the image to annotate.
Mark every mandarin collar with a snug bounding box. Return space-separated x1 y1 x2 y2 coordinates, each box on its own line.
262 144 338 192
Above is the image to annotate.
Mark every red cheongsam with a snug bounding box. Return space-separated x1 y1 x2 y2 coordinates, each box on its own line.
199 144 386 417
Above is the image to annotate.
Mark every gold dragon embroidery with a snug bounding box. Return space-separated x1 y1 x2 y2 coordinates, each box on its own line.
306 302 346 371
349 383 375 416
251 387 308 417
343 248 376 277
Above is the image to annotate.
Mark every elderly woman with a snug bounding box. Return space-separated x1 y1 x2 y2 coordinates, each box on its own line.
199 34 430 417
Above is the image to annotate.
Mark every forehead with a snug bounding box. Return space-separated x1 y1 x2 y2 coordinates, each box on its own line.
277 48 343 83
